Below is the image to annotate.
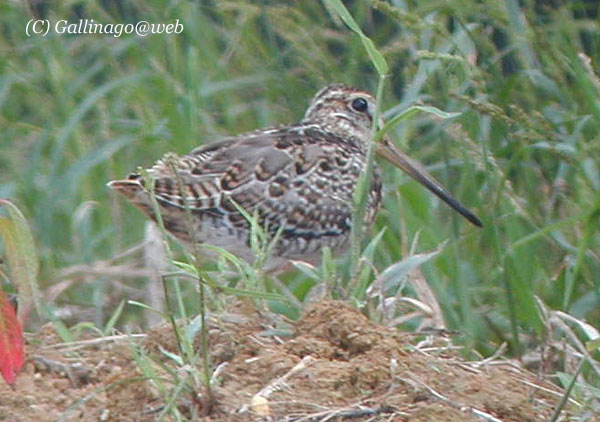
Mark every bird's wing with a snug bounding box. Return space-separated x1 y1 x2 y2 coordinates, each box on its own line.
112 126 363 237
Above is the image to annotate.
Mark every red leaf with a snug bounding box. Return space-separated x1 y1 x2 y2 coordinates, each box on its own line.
0 290 25 388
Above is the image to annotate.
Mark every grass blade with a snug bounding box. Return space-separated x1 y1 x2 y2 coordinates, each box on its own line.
323 0 388 76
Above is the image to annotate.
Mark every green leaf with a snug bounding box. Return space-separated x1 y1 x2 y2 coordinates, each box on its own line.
220 286 288 302
323 0 388 76
171 260 199 277
102 300 125 337
587 337 600 352
127 300 166 318
376 246 444 293
159 346 184 366
352 228 387 299
375 105 461 142
185 314 205 344
583 157 600 191
361 228 387 262
361 35 388 77
0 200 42 321
292 261 320 281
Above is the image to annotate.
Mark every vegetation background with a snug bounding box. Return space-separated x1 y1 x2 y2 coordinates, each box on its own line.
1 0 599 397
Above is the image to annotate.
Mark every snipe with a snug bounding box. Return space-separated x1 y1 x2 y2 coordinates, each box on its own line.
108 84 481 272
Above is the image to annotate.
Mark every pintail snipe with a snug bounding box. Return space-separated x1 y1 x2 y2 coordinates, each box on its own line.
108 84 481 272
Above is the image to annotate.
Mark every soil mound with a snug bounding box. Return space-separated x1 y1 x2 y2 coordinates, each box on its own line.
0 301 576 421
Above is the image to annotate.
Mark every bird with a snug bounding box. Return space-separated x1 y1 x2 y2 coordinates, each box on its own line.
108 84 481 273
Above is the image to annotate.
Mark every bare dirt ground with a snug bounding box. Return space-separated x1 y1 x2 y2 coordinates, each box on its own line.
0 301 587 421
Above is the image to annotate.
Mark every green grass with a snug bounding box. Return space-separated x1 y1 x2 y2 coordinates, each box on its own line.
1 0 600 408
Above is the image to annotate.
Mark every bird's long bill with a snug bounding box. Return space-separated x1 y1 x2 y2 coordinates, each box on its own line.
376 138 483 227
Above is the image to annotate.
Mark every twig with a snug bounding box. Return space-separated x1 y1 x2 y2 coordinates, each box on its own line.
291 405 399 421
472 342 508 368
516 379 580 407
42 333 147 351
256 355 315 399
238 356 316 416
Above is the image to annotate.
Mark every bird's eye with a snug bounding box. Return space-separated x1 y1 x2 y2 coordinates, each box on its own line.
351 97 368 113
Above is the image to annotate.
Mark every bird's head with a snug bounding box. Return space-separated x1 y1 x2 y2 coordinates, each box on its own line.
304 83 482 228
303 84 378 144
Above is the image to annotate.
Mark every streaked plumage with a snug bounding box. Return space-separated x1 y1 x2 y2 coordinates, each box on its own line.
108 84 480 272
